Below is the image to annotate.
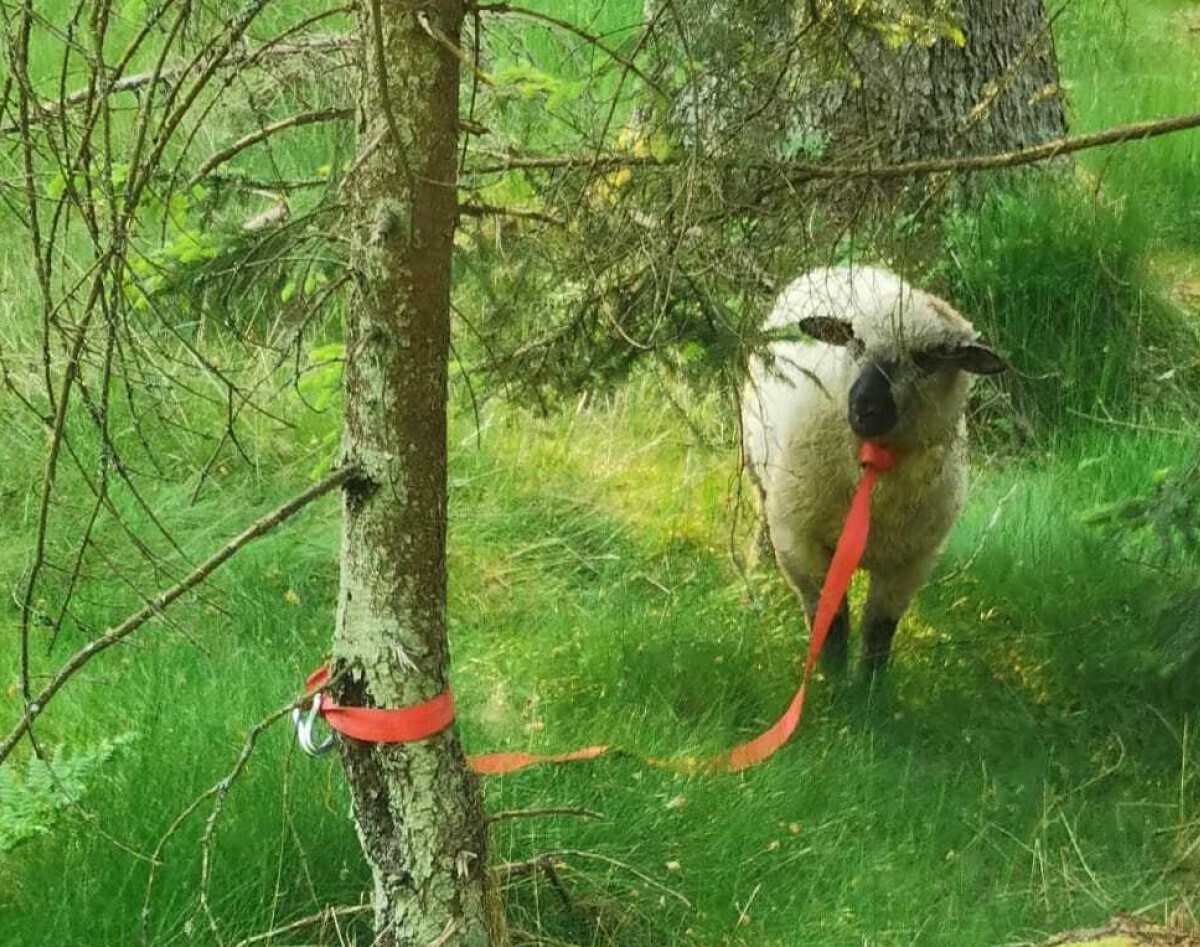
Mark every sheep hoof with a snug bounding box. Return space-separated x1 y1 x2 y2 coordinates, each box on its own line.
860 617 898 678
819 609 850 675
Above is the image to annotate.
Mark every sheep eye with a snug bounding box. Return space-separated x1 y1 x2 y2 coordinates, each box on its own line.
847 337 866 358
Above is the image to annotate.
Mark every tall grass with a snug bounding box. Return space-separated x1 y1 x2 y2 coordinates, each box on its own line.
939 176 1178 435
1056 0 1200 249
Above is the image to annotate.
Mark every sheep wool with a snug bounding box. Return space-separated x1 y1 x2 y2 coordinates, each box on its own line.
742 266 1005 676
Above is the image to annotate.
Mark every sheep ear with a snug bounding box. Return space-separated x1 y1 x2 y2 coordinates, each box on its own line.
950 342 1007 375
797 316 855 347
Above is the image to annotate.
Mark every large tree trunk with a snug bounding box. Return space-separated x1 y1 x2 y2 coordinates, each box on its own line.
334 2 495 945
809 0 1068 164
658 0 1066 167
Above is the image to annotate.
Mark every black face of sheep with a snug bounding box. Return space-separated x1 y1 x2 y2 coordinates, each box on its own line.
798 316 1007 443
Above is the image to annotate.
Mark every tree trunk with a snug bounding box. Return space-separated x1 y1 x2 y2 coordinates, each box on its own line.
657 0 1067 169
809 0 1068 164
334 2 495 945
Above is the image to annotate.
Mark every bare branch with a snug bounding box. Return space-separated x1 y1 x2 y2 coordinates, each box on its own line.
514 850 692 908
487 806 604 823
19 312 99 711
140 669 344 946
0 464 359 768
0 35 354 137
188 107 355 186
465 108 1200 179
458 200 565 226
229 905 372 947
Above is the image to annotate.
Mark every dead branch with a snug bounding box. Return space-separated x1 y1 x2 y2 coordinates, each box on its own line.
465 108 1200 180
0 464 360 769
487 806 604 823
0 34 354 137
530 850 692 908
495 855 575 912
229 905 372 947
1040 914 1200 946
188 107 355 186
458 200 566 226
19 312 99 717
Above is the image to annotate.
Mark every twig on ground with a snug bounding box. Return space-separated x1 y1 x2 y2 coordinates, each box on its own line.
525 849 693 908
230 904 372 947
487 806 604 823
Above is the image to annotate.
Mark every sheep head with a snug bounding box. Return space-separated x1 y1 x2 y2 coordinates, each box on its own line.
797 285 1007 446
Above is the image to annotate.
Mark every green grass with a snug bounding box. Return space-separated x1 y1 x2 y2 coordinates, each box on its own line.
938 175 1186 435
1057 0 1200 250
2 382 1198 946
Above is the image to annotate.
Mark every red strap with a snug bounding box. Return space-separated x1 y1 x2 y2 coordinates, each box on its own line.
302 441 896 773
468 745 610 775
705 440 892 772
301 666 456 745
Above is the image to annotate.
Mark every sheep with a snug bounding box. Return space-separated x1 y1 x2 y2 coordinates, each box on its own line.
742 266 1006 678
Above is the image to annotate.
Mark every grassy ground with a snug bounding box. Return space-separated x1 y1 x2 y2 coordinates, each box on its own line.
2 1 1200 946
1 385 1197 946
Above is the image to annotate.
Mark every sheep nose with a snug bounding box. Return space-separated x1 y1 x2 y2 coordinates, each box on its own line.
848 361 898 438
850 403 897 438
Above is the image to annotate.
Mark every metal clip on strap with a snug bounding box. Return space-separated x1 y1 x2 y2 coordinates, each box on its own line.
293 693 336 757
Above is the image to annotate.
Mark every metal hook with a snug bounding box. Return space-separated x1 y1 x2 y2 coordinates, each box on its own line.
292 693 336 757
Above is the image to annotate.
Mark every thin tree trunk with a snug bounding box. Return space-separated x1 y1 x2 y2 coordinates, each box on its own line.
334 1 495 945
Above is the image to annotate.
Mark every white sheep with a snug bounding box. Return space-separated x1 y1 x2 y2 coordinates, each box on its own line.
742 266 1006 677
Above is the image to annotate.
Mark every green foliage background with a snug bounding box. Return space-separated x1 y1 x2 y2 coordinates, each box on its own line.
0 1 1198 946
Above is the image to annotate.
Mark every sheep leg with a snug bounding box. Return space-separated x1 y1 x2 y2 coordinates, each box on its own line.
861 556 935 679
772 543 849 674
861 614 899 679
822 599 851 673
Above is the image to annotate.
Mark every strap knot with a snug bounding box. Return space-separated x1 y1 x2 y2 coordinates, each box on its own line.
858 441 897 472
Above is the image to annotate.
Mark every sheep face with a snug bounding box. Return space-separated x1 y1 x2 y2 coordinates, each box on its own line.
798 299 1006 446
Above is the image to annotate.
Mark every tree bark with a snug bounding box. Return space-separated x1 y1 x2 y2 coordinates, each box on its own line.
657 0 1067 171
809 0 1068 164
334 2 495 945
